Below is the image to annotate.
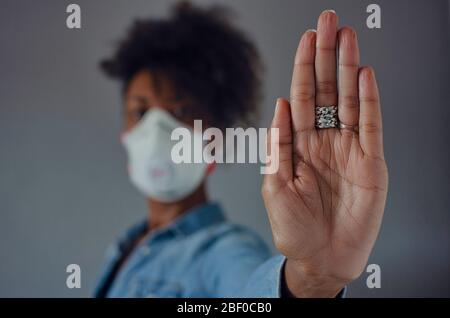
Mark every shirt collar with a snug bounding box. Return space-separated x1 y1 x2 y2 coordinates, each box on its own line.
117 202 226 251
170 202 226 237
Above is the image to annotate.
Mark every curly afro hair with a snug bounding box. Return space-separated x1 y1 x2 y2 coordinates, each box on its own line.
100 1 263 129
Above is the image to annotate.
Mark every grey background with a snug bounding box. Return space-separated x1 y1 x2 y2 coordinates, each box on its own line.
0 0 449 297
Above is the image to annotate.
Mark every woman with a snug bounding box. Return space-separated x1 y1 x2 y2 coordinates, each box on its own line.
94 2 388 298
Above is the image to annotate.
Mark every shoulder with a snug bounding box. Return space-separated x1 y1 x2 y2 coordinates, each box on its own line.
198 221 272 259
196 221 274 296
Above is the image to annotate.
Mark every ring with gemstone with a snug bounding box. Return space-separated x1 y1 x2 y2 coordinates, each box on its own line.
315 105 338 129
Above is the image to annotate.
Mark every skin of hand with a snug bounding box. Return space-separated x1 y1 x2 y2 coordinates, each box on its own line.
262 10 388 297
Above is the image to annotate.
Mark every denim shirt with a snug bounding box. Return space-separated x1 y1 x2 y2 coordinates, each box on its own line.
92 202 345 298
94 203 285 297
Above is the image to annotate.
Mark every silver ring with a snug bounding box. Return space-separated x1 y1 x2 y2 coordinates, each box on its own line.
315 106 338 129
339 122 359 133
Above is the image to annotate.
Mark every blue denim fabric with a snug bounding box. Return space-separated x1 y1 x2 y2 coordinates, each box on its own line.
92 202 345 298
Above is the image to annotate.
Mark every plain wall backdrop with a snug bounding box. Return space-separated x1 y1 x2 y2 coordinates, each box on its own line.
0 0 449 297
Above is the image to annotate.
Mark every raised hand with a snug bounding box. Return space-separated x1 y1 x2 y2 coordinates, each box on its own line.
262 10 388 297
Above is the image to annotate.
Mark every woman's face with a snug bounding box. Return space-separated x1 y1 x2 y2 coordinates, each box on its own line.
121 69 211 202
123 70 191 133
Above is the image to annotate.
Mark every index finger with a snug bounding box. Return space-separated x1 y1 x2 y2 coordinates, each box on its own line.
290 30 317 134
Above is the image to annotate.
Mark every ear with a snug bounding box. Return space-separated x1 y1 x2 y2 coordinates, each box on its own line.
206 162 216 175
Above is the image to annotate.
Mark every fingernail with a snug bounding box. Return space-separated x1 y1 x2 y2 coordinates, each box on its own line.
361 66 374 80
368 67 375 79
323 9 336 14
275 98 281 111
275 98 285 114
300 29 316 52
340 28 355 47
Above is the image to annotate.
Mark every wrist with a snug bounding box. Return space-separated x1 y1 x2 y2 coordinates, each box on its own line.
283 258 349 298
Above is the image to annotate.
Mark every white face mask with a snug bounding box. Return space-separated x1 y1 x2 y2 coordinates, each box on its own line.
121 108 207 203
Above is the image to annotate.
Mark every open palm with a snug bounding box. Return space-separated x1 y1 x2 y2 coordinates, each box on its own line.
262 10 388 285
